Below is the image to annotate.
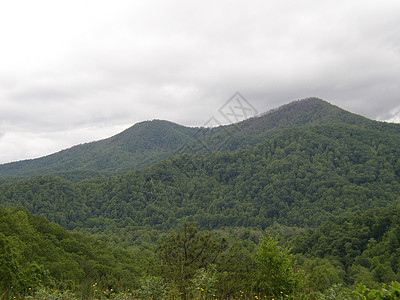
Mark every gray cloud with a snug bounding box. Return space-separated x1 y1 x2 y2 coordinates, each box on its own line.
0 0 400 163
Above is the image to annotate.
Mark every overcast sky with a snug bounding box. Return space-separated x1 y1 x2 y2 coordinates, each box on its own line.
1 0 400 164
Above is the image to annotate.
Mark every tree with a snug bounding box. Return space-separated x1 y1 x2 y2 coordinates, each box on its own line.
0 232 19 291
303 258 343 292
158 222 227 297
254 234 302 297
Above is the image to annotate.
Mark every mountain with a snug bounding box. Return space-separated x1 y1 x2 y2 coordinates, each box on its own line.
1 97 398 182
0 120 204 182
1 121 399 232
2 96 400 298
195 97 400 152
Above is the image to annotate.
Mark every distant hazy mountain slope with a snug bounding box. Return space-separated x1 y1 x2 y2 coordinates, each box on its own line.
0 120 202 181
195 97 400 152
1 97 398 181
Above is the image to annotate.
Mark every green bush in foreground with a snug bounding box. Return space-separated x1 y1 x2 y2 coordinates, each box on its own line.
254 234 303 297
317 281 400 300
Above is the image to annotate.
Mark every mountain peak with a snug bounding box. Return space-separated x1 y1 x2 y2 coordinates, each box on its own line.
276 96 337 112
255 97 359 126
1 97 398 182
209 97 372 151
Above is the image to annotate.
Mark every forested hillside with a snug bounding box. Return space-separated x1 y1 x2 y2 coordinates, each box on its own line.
2 205 400 299
290 204 400 291
0 120 206 182
1 97 400 299
0 206 150 298
191 97 400 153
0 123 399 232
2 98 398 183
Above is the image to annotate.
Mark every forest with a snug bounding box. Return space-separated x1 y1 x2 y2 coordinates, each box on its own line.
1 98 400 299
2 205 400 299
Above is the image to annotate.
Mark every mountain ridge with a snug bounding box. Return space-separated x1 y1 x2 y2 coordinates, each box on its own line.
1 97 399 181
1 97 400 297
0 119 202 181
1 120 399 231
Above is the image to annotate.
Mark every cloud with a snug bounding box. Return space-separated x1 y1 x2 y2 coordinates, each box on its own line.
0 0 400 163
379 105 400 123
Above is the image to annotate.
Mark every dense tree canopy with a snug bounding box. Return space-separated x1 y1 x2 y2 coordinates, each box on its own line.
290 205 400 289
0 206 148 297
0 123 399 234
1 98 400 298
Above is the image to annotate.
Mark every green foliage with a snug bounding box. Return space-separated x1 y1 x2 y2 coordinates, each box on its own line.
254 234 303 297
0 206 145 297
1 121 400 234
291 205 400 290
0 232 19 291
134 276 167 299
0 120 203 181
190 265 218 298
1 98 400 298
158 222 227 296
26 287 76 299
317 284 351 300
2 97 398 183
214 238 257 298
302 258 344 292
318 281 400 300
352 281 400 299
